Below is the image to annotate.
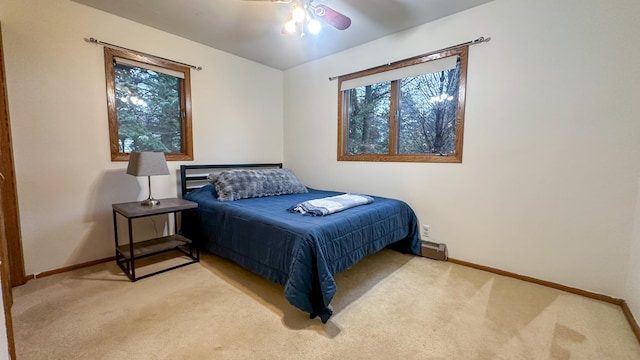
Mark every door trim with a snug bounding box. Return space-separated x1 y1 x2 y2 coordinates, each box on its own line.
0 23 26 288
0 20 23 360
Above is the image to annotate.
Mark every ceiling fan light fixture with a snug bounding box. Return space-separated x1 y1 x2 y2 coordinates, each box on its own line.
291 6 306 22
307 18 321 34
278 0 351 37
284 19 297 33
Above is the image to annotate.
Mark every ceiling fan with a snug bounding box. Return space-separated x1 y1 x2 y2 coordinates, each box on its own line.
243 0 351 36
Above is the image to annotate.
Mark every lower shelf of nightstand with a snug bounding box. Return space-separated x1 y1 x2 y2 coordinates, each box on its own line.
116 233 199 282
116 234 192 259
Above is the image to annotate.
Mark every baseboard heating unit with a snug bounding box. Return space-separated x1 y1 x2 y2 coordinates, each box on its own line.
420 241 448 261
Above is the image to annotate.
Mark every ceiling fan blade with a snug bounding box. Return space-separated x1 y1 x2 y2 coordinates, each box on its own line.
314 4 351 30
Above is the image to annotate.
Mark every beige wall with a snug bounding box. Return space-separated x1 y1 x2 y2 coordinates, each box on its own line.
283 0 640 300
2 0 640 328
627 180 640 325
0 0 284 275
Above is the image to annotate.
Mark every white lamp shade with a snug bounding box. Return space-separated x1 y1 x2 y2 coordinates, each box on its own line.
126 152 169 176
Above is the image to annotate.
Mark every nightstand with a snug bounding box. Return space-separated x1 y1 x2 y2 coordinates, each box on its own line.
112 198 199 281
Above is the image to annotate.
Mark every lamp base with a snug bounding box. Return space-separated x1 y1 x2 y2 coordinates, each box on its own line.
141 198 160 206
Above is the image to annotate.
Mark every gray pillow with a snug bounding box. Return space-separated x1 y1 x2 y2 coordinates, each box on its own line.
212 168 308 201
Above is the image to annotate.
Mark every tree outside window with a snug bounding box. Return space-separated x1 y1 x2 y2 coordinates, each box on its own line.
338 47 468 163
104 48 193 161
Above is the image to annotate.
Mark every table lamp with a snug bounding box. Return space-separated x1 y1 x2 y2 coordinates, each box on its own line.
126 151 170 206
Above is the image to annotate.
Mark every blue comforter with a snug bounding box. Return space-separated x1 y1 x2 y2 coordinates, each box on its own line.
182 185 420 322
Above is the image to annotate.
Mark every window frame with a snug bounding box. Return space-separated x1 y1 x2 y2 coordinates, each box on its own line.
104 47 193 161
337 46 468 163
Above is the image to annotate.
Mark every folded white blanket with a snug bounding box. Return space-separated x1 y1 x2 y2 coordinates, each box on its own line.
288 193 374 216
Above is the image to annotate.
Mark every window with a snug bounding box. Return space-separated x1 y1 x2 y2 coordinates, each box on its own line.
104 48 193 161
337 46 468 163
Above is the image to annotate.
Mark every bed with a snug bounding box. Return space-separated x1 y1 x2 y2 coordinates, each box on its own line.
179 163 421 322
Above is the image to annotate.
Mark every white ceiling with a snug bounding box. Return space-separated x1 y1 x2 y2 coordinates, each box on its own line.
72 0 494 70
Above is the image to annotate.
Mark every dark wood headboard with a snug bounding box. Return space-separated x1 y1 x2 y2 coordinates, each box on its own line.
179 163 283 197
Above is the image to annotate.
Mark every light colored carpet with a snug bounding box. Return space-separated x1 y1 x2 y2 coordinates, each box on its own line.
11 250 640 359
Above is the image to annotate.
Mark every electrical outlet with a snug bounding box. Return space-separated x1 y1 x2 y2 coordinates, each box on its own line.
422 224 431 238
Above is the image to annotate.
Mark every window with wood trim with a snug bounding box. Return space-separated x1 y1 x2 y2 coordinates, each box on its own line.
104 48 193 161
338 46 468 163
